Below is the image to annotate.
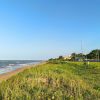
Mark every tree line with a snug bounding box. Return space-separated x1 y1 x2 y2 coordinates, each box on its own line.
71 49 100 61
49 49 100 62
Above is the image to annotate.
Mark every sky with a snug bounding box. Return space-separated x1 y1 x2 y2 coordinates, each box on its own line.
0 0 100 60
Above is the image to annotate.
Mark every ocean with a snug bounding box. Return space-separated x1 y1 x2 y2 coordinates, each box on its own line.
0 60 41 74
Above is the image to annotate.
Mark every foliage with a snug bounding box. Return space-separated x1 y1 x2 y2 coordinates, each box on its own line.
87 49 100 60
70 49 100 61
58 56 64 60
70 53 85 61
0 61 100 100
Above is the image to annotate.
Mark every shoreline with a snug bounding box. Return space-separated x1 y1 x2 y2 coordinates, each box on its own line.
0 62 45 82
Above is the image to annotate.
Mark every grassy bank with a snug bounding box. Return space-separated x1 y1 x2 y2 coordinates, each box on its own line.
0 61 100 100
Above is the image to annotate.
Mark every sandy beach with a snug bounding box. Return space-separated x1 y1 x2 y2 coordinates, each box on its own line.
0 62 45 82
0 65 34 82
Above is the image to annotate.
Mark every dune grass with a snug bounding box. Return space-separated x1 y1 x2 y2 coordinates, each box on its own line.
0 61 100 100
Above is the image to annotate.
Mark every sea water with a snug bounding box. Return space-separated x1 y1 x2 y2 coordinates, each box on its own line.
0 60 41 74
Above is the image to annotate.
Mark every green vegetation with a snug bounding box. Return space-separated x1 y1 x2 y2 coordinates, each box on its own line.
49 49 100 62
87 49 100 59
0 61 100 100
70 49 100 61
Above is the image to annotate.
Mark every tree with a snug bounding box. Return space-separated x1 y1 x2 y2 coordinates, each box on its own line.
71 53 76 61
71 53 86 61
58 56 64 60
87 49 100 60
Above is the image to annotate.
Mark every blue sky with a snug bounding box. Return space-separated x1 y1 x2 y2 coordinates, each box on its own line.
0 0 100 60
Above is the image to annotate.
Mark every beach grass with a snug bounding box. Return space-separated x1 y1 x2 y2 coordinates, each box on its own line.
0 61 100 100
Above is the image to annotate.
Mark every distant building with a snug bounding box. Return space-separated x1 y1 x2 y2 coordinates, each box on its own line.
63 55 71 60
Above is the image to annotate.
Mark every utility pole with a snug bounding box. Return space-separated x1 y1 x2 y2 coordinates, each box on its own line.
81 40 83 61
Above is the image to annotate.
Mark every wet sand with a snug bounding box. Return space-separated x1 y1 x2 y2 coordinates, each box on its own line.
0 62 45 82
0 66 32 82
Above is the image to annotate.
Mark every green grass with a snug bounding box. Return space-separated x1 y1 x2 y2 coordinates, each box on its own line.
0 61 100 100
